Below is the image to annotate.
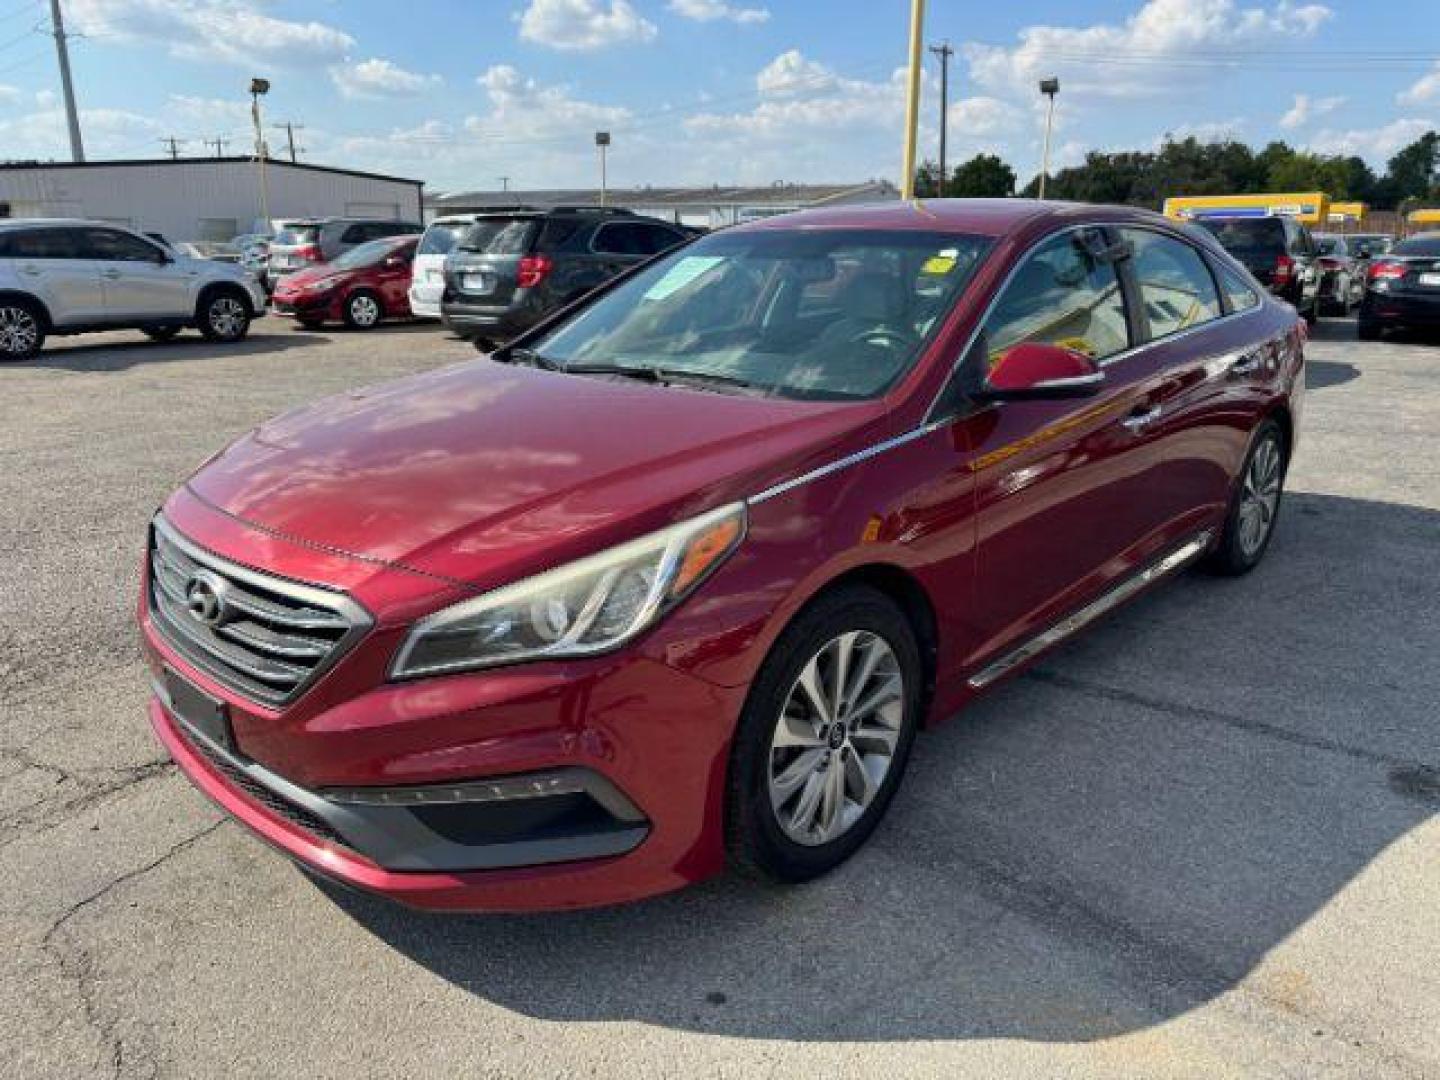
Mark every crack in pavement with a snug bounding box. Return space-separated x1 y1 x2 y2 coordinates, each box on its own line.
38 819 224 1079
0 761 176 848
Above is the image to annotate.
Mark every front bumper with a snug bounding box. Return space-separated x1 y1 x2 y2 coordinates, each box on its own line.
271 289 339 321
408 283 443 319
138 502 748 911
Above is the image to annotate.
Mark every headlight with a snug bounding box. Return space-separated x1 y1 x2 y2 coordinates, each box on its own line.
390 504 746 679
304 279 336 293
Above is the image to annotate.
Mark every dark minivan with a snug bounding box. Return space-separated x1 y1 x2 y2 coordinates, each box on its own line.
441 207 689 348
1197 216 1321 322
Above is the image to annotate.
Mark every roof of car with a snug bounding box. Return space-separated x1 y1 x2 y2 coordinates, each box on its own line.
731 198 1175 237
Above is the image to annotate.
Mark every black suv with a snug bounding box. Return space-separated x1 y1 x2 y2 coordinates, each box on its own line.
1195 216 1321 321
441 208 689 347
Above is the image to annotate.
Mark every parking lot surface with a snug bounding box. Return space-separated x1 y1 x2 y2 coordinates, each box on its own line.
2 317 1437 1078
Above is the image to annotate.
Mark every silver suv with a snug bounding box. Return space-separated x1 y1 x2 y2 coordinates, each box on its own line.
0 219 267 360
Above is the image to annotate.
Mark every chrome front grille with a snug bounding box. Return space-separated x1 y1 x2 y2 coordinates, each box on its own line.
148 516 371 707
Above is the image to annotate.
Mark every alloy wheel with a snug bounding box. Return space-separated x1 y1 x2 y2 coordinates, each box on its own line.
768 631 905 847
350 295 380 327
1237 434 1282 557
0 305 39 356
208 297 246 339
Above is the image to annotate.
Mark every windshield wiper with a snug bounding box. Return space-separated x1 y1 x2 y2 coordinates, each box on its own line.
502 346 561 370
561 362 770 396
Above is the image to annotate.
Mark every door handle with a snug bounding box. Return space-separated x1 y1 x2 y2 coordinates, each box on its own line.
101 268 122 279
1121 404 1162 433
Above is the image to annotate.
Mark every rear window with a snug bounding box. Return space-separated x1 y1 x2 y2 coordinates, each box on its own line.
274 225 319 246
1314 237 1341 255
1197 218 1286 257
418 222 468 256
1392 237 1440 257
458 218 537 255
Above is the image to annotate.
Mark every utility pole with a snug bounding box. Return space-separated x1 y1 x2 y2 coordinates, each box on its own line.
48 0 84 162
899 0 926 200
205 136 230 158
160 136 184 160
272 121 303 163
498 176 510 192
929 40 953 197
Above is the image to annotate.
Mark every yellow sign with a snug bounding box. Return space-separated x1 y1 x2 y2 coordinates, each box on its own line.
1328 201 1367 223
1408 208 1440 225
1162 192 1330 225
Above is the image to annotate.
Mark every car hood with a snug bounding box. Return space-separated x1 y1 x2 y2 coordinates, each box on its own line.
274 265 340 290
186 361 868 591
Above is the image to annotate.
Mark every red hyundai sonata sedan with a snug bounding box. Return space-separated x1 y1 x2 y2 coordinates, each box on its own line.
139 200 1304 912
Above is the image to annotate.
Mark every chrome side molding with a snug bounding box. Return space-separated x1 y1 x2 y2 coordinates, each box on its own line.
967 530 1214 690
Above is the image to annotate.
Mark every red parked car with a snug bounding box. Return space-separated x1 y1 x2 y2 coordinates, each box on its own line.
139 201 1304 912
271 235 420 330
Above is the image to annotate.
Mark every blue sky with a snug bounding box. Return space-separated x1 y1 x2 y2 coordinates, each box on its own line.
0 1 1435 192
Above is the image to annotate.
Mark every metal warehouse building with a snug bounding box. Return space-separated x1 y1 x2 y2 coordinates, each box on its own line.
427 181 899 228
0 158 424 243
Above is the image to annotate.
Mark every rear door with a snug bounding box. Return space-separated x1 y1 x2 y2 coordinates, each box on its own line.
3 226 104 325
83 227 194 319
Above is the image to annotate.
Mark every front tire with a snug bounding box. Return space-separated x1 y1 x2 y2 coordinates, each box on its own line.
198 290 251 343
343 291 383 330
726 586 922 883
1206 419 1287 576
0 299 44 360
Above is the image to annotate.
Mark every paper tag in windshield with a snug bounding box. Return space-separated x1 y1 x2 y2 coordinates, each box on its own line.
644 256 724 300
921 249 961 276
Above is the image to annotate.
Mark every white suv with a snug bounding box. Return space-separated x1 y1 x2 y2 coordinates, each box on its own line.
0 219 267 360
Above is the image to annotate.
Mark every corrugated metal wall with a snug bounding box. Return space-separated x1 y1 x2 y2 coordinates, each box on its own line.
0 160 422 241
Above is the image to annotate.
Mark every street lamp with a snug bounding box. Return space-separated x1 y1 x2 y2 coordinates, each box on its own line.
250 77 272 227
595 131 611 207
1038 76 1059 201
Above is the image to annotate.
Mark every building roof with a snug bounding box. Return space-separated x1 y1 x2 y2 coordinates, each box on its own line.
428 181 897 210
0 156 423 189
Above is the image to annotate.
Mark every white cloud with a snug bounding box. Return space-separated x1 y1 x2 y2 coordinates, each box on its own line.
469 65 631 138
1308 117 1437 164
949 96 1021 136
516 0 657 51
33 90 56 109
1157 116 1248 144
1279 93 1344 130
668 0 769 25
67 0 353 68
755 50 837 96
0 84 19 104
1399 63 1440 107
965 0 1332 99
330 58 441 100
0 106 162 161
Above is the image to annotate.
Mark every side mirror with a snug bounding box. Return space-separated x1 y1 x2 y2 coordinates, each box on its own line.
976 341 1104 401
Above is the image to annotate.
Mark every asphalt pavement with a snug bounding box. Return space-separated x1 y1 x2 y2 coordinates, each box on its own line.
1 315 1436 1078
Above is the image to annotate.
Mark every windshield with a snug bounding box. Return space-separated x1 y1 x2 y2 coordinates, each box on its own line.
419 222 468 257
458 217 538 254
529 229 992 401
1394 236 1440 257
1315 237 1340 255
330 238 405 270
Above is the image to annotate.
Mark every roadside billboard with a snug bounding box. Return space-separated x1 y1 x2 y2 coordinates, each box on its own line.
1163 192 1330 225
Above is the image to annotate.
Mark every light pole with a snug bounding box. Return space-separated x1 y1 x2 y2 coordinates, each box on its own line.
899 0 926 200
250 78 272 227
929 40 953 197
1038 77 1059 201
595 131 611 207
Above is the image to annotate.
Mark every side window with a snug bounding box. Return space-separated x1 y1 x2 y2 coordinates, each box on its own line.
638 224 684 255
84 228 163 262
8 228 82 259
981 228 1130 364
1121 229 1222 340
1214 261 1260 312
537 218 583 250
340 223 368 243
591 222 645 256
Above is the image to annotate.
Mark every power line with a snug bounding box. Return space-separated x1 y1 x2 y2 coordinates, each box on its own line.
204 135 229 158
159 135 185 160
271 120 304 162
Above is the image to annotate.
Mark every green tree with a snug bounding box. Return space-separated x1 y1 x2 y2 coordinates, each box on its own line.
912 159 944 198
1385 130 1439 202
948 153 1016 197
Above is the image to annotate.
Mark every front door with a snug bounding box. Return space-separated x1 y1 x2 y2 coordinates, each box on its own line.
954 226 1167 671
83 228 194 320
5 226 105 326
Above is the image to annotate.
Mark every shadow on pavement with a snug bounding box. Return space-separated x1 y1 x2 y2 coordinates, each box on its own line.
1306 359 1360 390
319 491 1438 1043
13 329 331 373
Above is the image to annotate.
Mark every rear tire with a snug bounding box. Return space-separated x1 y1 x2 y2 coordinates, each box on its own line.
142 325 182 342
197 290 251 343
342 291 383 330
1205 418 1287 577
0 299 45 360
726 586 922 884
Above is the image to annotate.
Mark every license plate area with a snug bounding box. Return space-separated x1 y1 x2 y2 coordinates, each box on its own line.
1418 272 1440 288
165 667 234 752
462 272 495 294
